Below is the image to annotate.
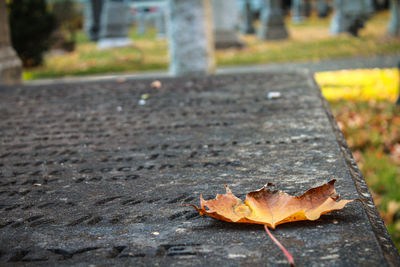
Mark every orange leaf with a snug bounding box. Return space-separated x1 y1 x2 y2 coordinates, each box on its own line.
189 179 356 229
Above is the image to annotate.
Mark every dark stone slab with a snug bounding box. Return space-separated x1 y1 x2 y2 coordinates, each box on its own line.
0 71 399 266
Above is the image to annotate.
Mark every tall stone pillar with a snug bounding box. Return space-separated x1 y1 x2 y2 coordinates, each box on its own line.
258 0 288 40
240 0 255 34
388 0 400 36
211 0 242 48
168 0 215 76
98 0 132 49
0 1 22 86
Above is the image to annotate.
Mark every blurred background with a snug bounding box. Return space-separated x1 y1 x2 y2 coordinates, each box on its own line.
4 0 400 249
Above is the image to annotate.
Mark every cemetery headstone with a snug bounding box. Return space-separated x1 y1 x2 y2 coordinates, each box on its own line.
303 0 311 17
84 0 103 41
1 70 400 266
389 0 400 36
136 8 147 35
317 0 330 18
0 0 21 85
168 0 215 76
98 0 132 49
330 0 374 36
258 0 288 40
145 8 157 28
156 7 167 39
240 0 255 34
211 0 243 48
292 0 304 23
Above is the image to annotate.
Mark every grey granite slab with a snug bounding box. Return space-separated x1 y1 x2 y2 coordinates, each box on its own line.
0 71 398 266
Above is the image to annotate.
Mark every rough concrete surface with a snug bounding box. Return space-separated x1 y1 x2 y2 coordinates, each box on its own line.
0 71 399 266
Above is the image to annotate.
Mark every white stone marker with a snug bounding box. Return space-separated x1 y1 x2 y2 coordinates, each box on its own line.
211 0 242 48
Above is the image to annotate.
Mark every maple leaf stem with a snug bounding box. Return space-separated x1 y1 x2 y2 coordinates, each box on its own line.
264 225 295 267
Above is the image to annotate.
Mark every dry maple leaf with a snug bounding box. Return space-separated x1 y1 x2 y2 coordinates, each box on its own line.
189 179 356 229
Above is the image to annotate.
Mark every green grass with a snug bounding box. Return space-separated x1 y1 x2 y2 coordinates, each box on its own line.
329 100 400 249
23 11 400 80
320 68 400 250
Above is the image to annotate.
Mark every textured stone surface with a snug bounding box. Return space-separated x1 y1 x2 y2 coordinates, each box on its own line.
168 0 215 75
0 71 399 266
0 0 21 86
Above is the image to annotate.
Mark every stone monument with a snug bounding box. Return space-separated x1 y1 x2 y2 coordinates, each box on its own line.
330 0 374 36
156 6 167 39
84 0 103 41
303 0 311 17
317 0 330 18
211 0 242 48
258 0 288 40
98 0 132 49
168 0 215 76
240 0 255 34
0 0 22 86
136 8 147 35
291 0 304 23
388 0 400 36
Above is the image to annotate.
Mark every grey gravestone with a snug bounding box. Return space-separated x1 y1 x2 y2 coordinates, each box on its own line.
303 0 311 17
0 0 21 85
330 0 374 36
211 0 243 48
317 0 329 18
136 8 147 35
156 7 167 39
168 0 215 76
258 0 288 40
84 0 103 41
145 10 157 28
98 0 132 49
0 71 400 266
240 0 255 34
291 0 304 23
388 0 400 36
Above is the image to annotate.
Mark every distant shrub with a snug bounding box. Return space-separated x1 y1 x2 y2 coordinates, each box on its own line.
8 0 56 67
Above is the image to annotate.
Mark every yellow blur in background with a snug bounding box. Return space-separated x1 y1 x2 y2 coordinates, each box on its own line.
316 68 399 101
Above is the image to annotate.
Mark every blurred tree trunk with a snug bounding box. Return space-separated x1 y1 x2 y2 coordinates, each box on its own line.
0 0 22 85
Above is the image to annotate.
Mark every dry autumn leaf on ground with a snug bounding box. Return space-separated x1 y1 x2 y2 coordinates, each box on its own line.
189 179 357 229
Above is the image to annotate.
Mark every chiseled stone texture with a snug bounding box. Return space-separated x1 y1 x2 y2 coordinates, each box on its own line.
0 71 399 266
168 0 215 76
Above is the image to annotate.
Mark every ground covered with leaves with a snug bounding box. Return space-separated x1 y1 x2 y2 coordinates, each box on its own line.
316 69 400 250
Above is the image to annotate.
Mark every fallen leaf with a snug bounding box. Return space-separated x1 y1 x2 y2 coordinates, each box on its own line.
189 179 356 229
